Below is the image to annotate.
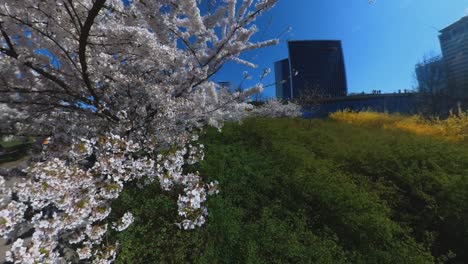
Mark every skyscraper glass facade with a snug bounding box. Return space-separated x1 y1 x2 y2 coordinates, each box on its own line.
274 40 348 99
274 58 292 99
288 40 347 98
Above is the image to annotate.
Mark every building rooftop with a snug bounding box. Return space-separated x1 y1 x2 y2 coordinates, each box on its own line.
319 93 416 103
287 39 342 43
439 15 468 34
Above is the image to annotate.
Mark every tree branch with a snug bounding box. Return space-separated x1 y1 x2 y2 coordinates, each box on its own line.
78 0 106 105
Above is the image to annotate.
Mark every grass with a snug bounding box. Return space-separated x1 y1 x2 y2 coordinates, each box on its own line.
110 117 468 263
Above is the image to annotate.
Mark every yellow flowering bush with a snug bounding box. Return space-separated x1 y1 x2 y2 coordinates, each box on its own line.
329 109 402 127
330 107 468 142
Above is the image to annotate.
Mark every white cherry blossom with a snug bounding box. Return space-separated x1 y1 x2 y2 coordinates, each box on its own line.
0 0 301 262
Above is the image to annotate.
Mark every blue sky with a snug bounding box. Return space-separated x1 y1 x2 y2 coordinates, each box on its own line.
213 0 468 98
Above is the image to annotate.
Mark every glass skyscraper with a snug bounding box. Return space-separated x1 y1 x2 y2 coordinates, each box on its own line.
274 59 291 99
275 40 348 99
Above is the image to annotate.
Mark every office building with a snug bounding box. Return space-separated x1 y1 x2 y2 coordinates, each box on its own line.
274 40 348 99
439 16 468 98
274 59 292 99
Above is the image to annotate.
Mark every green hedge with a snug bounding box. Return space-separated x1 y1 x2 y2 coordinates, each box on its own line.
110 118 468 263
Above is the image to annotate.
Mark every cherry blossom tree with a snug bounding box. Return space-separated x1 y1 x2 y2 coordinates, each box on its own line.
251 99 301 117
0 0 301 262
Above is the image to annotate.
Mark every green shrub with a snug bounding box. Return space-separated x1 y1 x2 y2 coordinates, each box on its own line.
110 118 468 263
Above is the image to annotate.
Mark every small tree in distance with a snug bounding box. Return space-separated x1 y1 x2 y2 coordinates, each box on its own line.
415 54 449 116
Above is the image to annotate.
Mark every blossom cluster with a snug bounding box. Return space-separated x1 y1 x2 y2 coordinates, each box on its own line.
1 134 221 263
251 99 302 118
